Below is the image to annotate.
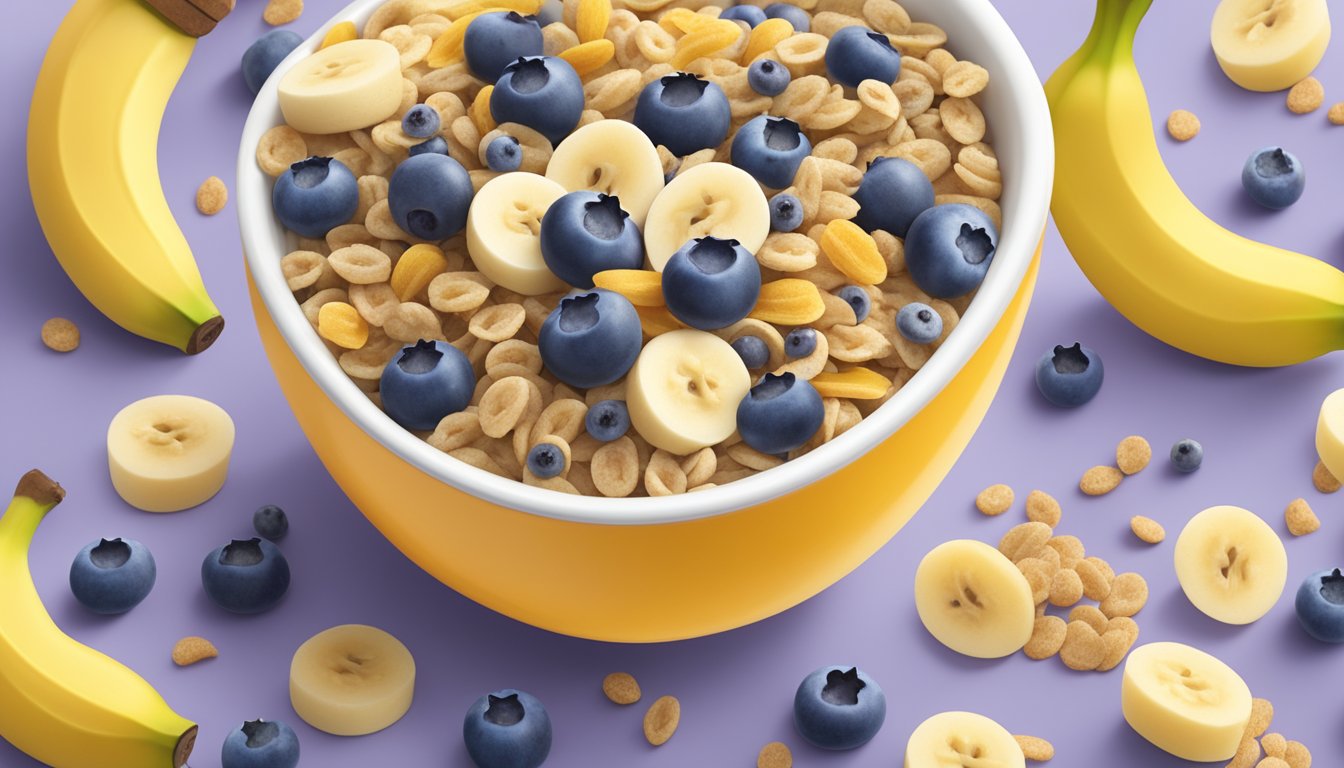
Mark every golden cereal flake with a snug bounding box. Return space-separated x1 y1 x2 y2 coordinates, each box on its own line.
1116 435 1152 475
999 522 1053 562
1283 741 1311 768
1013 734 1054 762
602 672 641 704
975 483 1014 516
1080 465 1123 496
40 317 80 352
757 741 793 768
1312 460 1340 493
1059 620 1105 671
643 695 681 746
263 0 303 25
1130 515 1166 544
1329 103 1344 125
1248 698 1274 738
1229 737 1264 768
1166 109 1200 141
1073 559 1112 601
1285 498 1321 537
1048 567 1084 608
1287 77 1325 114
1024 615 1067 660
195 176 228 215
1261 733 1288 758
1099 572 1148 618
1258 758 1291 768
1067 605 1108 634
171 636 219 667
1025 490 1061 527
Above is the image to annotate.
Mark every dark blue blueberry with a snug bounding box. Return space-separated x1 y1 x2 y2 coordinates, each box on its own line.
539 289 643 388
272 157 359 238
465 12 545 82
463 690 552 768
904 203 998 298
784 327 816 358
485 136 523 172
380 340 476 431
1296 569 1344 643
769 191 804 232
536 0 563 26
764 3 810 32
721 4 767 26
825 25 901 88
662 237 762 330
253 505 289 540
793 666 886 750
837 286 870 323
852 156 934 237
221 719 300 768
388 153 474 240
526 442 566 479
1170 439 1203 473
402 104 442 139
1242 146 1305 210
747 59 791 96
409 136 450 156
491 56 584 146
585 400 631 442
737 372 824 455
1034 342 1103 408
69 538 156 615
732 335 771 369
242 30 303 96
201 538 290 615
634 74 731 157
896 302 942 344
540 192 644 288
731 115 811 189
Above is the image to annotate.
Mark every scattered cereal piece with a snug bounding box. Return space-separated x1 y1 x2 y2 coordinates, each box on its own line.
1261 733 1287 758
1312 460 1340 493
1073 559 1112 601
195 176 228 215
1229 734 1262 768
1166 109 1200 141
1283 740 1311 768
1059 620 1105 670
1048 567 1084 607
1285 498 1321 536
999 522 1052 562
1130 515 1166 544
602 672 641 705
1287 77 1324 114
643 695 680 746
1329 103 1344 125
1258 759 1290 768
757 741 792 768
1116 435 1152 475
1014 734 1054 761
171 636 218 667
1100 572 1148 618
1068 605 1108 634
1085 556 1115 582
1018 558 1053 604
1046 535 1085 568
320 20 358 49
263 0 303 26
1024 615 1067 660
1025 490 1061 527
40 317 80 352
1096 621 1138 672
1248 698 1274 738
975 483 1014 516
1080 465 1123 496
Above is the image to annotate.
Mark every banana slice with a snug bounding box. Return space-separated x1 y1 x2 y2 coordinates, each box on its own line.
643 162 770 272
905 711 1025 768
1122 641 1252 762
626 329 751 455
914 539 1035 659
1174 505 1287 625
1212 0 1330 92
278 39 404 134
1315 387 1344 481
290 624 416 736
547 119 665 228
106 395 234 513
466 172 569 295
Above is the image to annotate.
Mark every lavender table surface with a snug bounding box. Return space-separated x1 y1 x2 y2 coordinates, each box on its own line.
5 1 1344 765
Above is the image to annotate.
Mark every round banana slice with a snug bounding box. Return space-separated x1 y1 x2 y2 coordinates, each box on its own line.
466 172 569 296
905 711 1025 768
1315 387 1344 481
1122 641 1252 762
290 624 416 736
914 539 1035 659
626 329 751 455
107 395 235 513
278 39 404 134
643 162 770 271
1212 0 1330 92
546 120 665 228
1174 505 1287 625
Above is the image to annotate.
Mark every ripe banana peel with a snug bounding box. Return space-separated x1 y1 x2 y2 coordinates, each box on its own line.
0 470 197 768
1046 0 1344 367
27 0 230 354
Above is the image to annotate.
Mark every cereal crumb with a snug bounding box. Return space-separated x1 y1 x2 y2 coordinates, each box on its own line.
171 636 218 666
976 483 1014 516
1329 103 1344 125
1285 498 1321 536
1261 733 1287 758
195 176 228 215
643 695 680 746
602 672 641 705
1014 734 1054 761
1130 515 1166 544
264 0 303 25
757 741 792 768
1287 76 1324 114
40 317 80 352
1312 460 1340 493
1025 490 1061 527
1283 740 1311 768
1116 435 1152 475
1080 466 1123 496
1247 698 1274 738
1167 109 1200 141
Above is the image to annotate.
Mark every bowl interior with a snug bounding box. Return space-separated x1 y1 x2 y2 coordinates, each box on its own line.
237 0 1053 526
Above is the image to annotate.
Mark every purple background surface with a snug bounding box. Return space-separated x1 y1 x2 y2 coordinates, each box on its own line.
5 1 1344 765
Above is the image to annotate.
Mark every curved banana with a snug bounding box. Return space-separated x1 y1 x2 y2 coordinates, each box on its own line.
0 470 197 768
1045 0 1344 367
28 0 225 355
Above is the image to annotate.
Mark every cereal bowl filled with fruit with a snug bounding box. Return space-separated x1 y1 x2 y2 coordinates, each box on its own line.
239 0 1051 641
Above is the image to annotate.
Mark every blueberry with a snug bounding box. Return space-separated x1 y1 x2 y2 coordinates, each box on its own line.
69 538 156 615
272 157 359 238
242 30 303 95
402 104 442 139
737 372 824 455
784 327 816 358
485 136 523 172
409 136 450 156
904 203 998 298
380 340 476 431
221 719 300 768
1170 438 1203 473
731 115 811 189
769 192 804 232
720 4 767 26
748 59 791 97
764 3 810 32
585 400 631 442
201 538 290 614
662 237 762 330
836 285 870 323
825 25 901 88
540 192 644 288
634 73 731 157
732 335 771 369
536 0 563 26
1034 342 1103 408
852 156 934 237
1242 146 1305 210
1296 569 1344 643
539 289 643 388
253 504 289 540
896 302 942 344
388 153 474 240
465 12 544 82
464 690 552 768
526 442 566 479
793 666 886 750
491 56 584 146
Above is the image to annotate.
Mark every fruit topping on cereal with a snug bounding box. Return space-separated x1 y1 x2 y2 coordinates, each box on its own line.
635 73 731 157
905 711 1024 768
380 340 475 431
1121 642 1251 762
409 136 450 157
852 156 934 238
463 690 553 768
585 399 631 442
464 12 545 82
914 539 1035 659
783 326 817 358
540 289 643 388
69 538 156 615
491 56 585 146
905 202 998 298
242 29 302 96
546 120 665 226
485 136 523 172
1174 506 1287 625
1034 343 1103 407
836 285 871 323
793 666 885 751
466 172 568 294
272 157 359 238
731 335 771 370
1211 0 1330 92
389 152 474 240
400 104 441 140
291 625 415 736
107 394 235 512
221 719 300 768
627 329 750 454
764 3 810 33
737 372 824 455
768 191 804 232
1242 147 1305 210
1294 568 1344 642
277 39 403 133
721 4 767 27
526 441 567 480
896 302 943 344
253 504 289 540
540 192 644 288
731 115 812 189
1171 438 1203 473
825 25 901 88
748 58 791 97
644 162 770 271
663 237 762 330
201 538 291 615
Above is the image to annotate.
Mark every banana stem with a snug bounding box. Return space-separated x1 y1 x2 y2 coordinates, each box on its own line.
1078 0 1153 65
3 471 64 545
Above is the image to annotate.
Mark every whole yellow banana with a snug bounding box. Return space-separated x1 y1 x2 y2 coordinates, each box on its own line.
1045 0 1344 367
0 470 197 767
28 0 225 355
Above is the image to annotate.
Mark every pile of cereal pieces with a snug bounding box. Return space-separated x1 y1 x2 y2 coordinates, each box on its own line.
257 0 1004 497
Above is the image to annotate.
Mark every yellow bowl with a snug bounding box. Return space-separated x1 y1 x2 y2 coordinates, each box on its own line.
237 0 1053 642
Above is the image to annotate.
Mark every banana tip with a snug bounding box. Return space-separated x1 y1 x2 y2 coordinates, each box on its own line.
174 725 198 768
15 470 64 506
186 316 225 355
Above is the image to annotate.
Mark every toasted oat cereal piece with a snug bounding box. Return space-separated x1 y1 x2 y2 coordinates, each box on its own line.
1116 435 1152 475
975 483 1014 516
1312 459 1340 493
942 60 988 98
263 0 302 25
999 522 1052 562
1287 77 1324 114
195 176 227 215
1018 558 1053 605
757 741 792 768
1060 619 1105 671
1024 615 1067 660
1085 555 1114 582
1096 619 1139 672
1080 465 1123 496
1014 734 1054 762
1285 498 1320 536
1067 605 1109 634
1166 109 1200 141
1258 758 1291 768
1329 103 1344 125
1248 698 1274 738
602 672 641 704
1283 741 1310 768
256 125 307 176
1099 572 1148 618
171 636 218 667
1045 535 1085 568
643 695 680 746
1261 734 1287 758
1048 567 1084 607
1073 559 1112 601
592 436 639 497
1229 736 1262 768
40 317 80 352
1025 490 1061 527
1130 515 1166 544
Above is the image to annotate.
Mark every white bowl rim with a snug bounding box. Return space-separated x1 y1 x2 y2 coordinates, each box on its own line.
237 0 1053 527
